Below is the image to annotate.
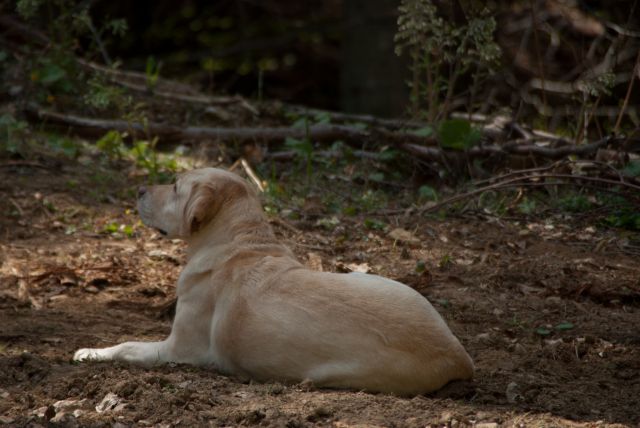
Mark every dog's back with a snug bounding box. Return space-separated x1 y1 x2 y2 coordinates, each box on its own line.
215 264 473 395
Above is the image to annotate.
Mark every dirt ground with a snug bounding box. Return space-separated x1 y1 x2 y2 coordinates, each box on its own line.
1 155 639 428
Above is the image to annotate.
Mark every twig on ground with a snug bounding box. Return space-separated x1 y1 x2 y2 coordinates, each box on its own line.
400 135 628 161
0 161 50 170
419 172 640 214
614 50 640 135
282 104 427 130
269 217 302 236
240 158 265 192
8 197 25 217
471 160 566 187
267 149 381 161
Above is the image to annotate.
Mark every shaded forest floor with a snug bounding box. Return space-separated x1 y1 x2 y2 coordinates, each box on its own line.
1 149 640 428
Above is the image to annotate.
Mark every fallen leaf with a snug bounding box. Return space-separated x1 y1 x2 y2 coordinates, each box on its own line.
535 327 552 336
388 228 420 244
554 322 575 331
336 262 370 273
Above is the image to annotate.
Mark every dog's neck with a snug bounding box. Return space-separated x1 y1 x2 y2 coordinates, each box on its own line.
184 198 293 270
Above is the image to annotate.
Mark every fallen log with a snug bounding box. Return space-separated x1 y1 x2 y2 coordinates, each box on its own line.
25 107 635 163
400 136 627 161
26 107 371 143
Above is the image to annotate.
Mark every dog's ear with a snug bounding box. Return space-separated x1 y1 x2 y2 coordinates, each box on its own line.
183 178 249 236
183 183 215 236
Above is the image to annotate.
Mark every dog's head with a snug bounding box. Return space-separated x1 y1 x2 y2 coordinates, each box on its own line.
137 168 251 239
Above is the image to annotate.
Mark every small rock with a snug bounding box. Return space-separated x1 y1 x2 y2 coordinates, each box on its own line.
344 262 370 273
84 285 100 294
545 338 564 348
475 333 492 343
438 411 454 424
476 423 499 428
32 406 47 417
53 398 88 412
51 412 77 425
95 392 123 413
512 343 526 355
545 296 563 305
147 249 177 263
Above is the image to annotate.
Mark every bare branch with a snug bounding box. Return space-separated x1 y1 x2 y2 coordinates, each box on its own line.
420 172 640 214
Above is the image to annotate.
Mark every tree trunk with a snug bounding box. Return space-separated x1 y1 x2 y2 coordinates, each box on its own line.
340 0 408 118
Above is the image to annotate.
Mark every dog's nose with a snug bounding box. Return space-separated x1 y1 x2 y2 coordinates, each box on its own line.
138 186 147 198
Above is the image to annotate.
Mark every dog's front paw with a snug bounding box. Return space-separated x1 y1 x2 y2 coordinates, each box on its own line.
74 348 105 362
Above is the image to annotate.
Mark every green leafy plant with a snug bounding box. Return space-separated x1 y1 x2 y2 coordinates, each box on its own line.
438 119 482 150
16 0 128 104
554 322 574 331
410 126 434 137
84 75 131 111
558 194 591 213
47 135 80 158
535 327 552 336
395 0 501 121
145 56 162 90
130 137 178 182
29 55 77 99
16 0 43 19
284 136 314 183
368 172 385 183
517 197 537 215
622 160 640 178
438 254 453 269
0 114 28 155
316 216 340 230
604 208 640 231
96 130 127 160
95 130 178 181
103 221 135 238
418 185 438 202
357 189 388 212
363 218 386 230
